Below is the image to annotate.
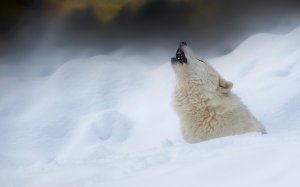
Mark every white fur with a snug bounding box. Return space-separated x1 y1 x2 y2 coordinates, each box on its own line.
172 45 266 143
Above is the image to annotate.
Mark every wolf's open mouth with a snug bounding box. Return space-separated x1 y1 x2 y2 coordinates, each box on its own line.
176 48 187 63
172 43 188 64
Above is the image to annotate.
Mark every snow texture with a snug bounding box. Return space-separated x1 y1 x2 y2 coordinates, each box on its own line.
1 27 300 187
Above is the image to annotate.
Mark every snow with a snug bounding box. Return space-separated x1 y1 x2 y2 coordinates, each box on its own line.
1 26 300 187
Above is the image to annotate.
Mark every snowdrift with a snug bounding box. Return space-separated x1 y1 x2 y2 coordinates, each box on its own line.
0 27 300 187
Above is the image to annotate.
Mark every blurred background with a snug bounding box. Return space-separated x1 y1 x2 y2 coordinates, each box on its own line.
1 0 300 66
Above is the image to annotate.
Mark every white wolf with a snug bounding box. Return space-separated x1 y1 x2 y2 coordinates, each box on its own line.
171 42 266 143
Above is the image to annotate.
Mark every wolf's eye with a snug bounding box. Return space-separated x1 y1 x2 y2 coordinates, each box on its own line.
197 58 206 64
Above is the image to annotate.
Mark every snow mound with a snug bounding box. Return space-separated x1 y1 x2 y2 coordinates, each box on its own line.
1 26 300 187
211 27 300 132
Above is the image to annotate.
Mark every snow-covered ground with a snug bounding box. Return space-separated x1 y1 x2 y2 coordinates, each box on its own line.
1 26 300 187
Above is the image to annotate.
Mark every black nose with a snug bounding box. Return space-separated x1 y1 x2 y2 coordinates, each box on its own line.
180 41 187 46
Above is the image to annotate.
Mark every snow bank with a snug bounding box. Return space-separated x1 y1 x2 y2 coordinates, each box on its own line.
211 26 300 132
1 26 300 187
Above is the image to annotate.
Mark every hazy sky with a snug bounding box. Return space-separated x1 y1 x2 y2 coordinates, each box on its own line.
1 0 300 62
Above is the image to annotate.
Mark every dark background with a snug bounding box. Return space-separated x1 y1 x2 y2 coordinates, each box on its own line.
1 0 300 64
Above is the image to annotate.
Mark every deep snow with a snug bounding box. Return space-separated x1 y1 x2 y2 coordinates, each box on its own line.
0 27 300 187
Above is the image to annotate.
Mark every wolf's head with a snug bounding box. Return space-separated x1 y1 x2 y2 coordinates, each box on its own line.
171 42 233 94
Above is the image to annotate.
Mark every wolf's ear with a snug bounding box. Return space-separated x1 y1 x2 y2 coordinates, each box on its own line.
219 77 233 94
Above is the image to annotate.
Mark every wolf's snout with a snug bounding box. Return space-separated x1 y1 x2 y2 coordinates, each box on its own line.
180 41 187 46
